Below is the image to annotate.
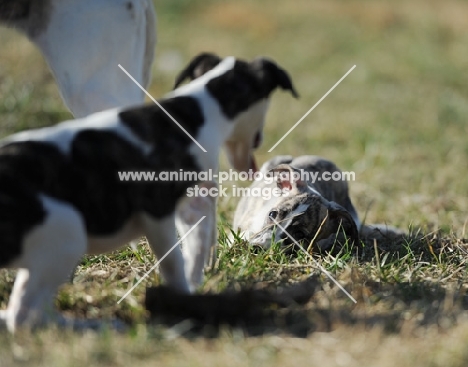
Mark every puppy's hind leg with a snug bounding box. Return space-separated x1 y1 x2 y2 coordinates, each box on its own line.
4 197 87 333
142 213 190 294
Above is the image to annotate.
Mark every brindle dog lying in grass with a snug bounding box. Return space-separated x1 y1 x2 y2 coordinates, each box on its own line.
233 155 404 253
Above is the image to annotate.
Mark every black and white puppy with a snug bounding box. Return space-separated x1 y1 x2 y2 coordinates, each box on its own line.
174 52 299 172
0 56 296 332
172 53 298 291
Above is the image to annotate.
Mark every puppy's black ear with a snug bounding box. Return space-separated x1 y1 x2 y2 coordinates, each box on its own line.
173 52 222 89
316 202 359 252
254 57 299 98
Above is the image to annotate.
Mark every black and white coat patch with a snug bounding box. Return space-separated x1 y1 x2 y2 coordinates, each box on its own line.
0 56 297 332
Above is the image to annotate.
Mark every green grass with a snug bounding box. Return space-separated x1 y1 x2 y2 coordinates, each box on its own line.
1 0 468 365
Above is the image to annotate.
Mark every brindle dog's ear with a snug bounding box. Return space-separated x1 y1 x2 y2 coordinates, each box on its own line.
173 52 222 89
253 57 299 98
315 202 360 252
270 164 307 191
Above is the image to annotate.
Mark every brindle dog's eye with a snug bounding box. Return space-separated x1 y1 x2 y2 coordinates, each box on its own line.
268 210 278 220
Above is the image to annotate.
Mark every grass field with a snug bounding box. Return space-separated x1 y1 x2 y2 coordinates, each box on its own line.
1 0 468 366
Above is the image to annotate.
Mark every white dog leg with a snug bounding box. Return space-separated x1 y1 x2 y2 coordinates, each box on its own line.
33 0 157 117
142 213 190 294
176 184 217 292
3 197 87 333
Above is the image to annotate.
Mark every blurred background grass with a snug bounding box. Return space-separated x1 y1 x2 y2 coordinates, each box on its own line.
1 0 467 235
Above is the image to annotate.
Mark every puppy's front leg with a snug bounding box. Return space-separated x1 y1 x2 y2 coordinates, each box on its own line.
142 213 190 294
176 183 217 292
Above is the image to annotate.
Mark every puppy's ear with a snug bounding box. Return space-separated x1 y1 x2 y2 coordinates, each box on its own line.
253 57 299 98
270 164 307 192
173 52 222 89
316 202 360 251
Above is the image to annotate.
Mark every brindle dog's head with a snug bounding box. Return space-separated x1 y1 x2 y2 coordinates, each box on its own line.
249 164 359 253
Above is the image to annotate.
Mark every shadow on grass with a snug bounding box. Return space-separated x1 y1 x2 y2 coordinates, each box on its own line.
146 277 327 338
145 273 468 338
